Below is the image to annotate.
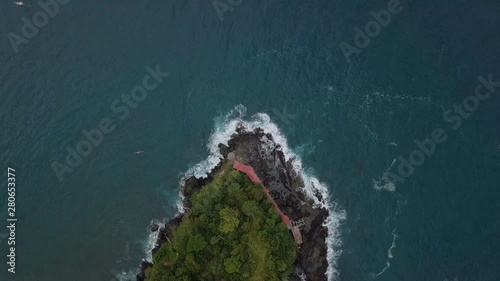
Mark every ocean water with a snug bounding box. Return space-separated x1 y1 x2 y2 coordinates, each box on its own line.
1 0 499 281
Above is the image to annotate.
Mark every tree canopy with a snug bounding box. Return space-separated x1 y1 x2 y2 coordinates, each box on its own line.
146 164 297 281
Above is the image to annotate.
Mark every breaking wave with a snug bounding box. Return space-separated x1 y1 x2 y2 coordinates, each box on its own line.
373 158 397 192
143 219 168 262
180 104 345 280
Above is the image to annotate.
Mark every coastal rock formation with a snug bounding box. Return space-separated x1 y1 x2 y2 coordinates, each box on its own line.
138 126 329 281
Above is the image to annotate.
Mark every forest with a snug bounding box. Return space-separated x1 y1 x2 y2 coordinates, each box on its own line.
146 164 297 281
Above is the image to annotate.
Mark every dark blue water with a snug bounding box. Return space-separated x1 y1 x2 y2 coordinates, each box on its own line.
1 0 499 280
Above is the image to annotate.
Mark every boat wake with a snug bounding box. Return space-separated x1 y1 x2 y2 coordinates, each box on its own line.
180 104 345 280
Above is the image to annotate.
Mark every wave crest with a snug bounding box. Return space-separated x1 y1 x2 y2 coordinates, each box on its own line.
179 105 344 280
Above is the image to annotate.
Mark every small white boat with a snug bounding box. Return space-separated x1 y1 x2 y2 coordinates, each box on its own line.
14 2 26 6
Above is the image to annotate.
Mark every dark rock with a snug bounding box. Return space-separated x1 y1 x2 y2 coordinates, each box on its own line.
150 223 159 232
164 216 183 242
218 143 230 159
138 126 330 281
136 260 153 281
151 216 183 257
151 227 168 257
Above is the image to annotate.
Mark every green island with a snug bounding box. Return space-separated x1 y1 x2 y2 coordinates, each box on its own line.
146 164 297 281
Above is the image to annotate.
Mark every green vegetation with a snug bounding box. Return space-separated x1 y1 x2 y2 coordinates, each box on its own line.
146 164 297 281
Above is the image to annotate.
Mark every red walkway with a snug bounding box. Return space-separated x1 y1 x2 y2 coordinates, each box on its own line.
233 161 303 244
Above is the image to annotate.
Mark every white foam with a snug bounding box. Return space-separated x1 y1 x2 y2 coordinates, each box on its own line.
373 158 397 192
179 105 345 280
114 269 139 281
372 199 405 279
181 104 247 180
324 202 346 281
372 91 432 102
373 224 399 279
175 190 185 215
388 142 397 147
143 218 169 263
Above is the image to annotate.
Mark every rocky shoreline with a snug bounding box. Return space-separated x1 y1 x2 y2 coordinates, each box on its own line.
137 126 330 281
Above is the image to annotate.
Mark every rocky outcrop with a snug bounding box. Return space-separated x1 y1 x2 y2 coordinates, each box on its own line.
138 126 330 281
136 260 153 281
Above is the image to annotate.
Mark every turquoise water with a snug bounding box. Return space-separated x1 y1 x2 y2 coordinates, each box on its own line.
1 0 499 280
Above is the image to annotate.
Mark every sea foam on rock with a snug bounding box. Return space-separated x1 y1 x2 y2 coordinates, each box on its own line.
137 124 332 281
